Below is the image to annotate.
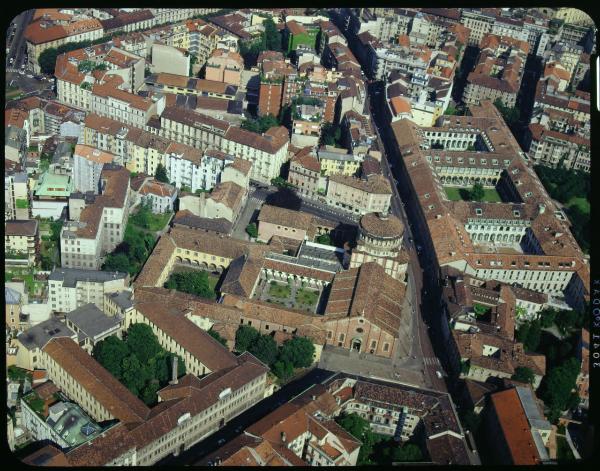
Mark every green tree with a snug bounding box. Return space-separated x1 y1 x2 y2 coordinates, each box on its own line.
336 413 377 465
539 308 558 328
155 163 169 183
141 380 161 406
92 336 130 380
249 334 279 366
120 354 150 395
263 17 282 52
555 309 585 335
102 253 131 273
126 324 163 364
279 337 315 368
391 443 423 462
512 366 535 384
38 47 59 74
208 328 228 346
540 357 581 423
246 223 258 238
470 183 485 201
272 360 294 380
493 98 520 127
49 221 63 242
235 325 260 352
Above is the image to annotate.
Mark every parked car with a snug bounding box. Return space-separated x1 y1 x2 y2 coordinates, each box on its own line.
435 371 443 379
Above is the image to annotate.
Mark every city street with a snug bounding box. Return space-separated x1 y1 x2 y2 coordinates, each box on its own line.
367 80 448 393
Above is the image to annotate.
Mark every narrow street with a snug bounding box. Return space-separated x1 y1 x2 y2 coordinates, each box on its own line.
157 368 337 466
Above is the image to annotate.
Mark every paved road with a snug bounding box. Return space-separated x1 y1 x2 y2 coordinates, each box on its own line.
156 367 337 466
367 80 447 393
6 10 33 71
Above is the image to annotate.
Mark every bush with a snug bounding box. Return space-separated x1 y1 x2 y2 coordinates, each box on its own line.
315 233 333 245
246 223 258 238
208 328 228 346
512 366 535 384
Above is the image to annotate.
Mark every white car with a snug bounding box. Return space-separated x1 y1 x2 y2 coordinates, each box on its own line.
9 57 14 64
26 74 33 78
435 371 443 379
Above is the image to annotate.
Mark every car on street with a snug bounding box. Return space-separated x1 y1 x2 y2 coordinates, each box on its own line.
26 74 33 78
435 370 443 379
9 57 14 64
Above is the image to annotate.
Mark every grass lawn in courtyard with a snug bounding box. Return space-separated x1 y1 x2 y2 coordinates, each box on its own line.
444 186 503 203
473 303 491 317
296 288 319 306
268 282 292 299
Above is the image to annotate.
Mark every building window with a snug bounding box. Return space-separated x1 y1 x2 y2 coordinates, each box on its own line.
383 343 389 352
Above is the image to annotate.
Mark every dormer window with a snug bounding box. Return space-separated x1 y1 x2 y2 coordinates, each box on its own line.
424 193 430 199
475 208 482 216
513 210 520 217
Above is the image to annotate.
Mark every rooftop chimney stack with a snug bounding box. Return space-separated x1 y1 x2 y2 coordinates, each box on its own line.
281 431 287 443
170 355 178 385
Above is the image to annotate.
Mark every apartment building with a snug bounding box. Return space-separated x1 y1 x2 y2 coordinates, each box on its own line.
5 286 23 333
99 9 156 34
460 9 495 46
324 373 473 464
288 148 322 197
15 317 77 371
73 145 115 194
60 165 130 270
5 220 39 266
25 18 104 73
326 174 392 215
318 147 362 177
138 180 177 213
151 43 190 76
48 267 129 313
205 48 244 86
167 146 234 192
5 172 30 220
527 123 590 172
91 75 164 128
463 34 529 108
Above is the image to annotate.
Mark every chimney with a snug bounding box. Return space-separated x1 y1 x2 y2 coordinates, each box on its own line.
169 355 178 385
311 394 317 401
281 431 287 443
